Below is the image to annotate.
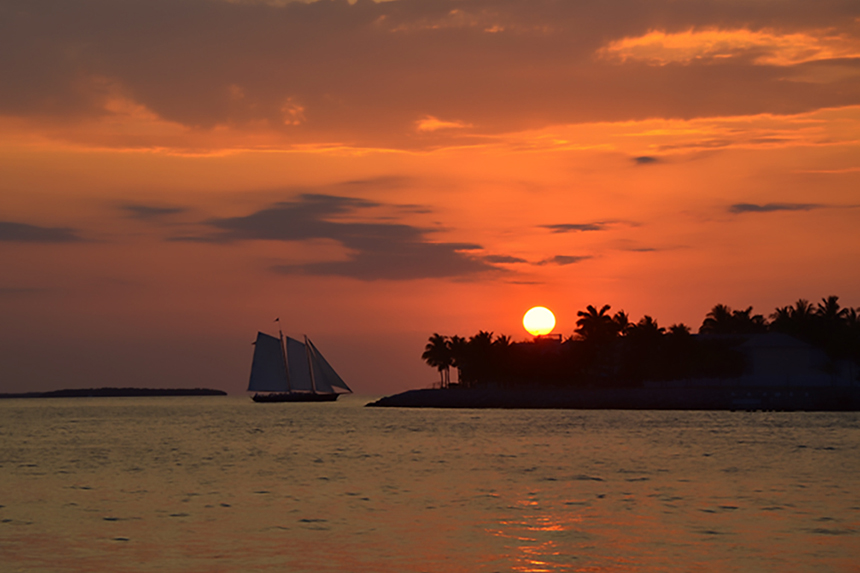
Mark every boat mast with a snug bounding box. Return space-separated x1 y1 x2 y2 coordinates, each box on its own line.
304 335 317 394
277 318 291 393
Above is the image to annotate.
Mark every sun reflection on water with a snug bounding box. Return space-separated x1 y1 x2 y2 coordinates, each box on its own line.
0 400 858 572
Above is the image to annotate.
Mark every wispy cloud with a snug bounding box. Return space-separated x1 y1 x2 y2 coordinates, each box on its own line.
728 202 823 214
598 28 860 67
415 116 472 133
196 194 500 281
121 204 187 219
542 223 609 233
0 221 81 243
484 254 528 264
536 255 591 266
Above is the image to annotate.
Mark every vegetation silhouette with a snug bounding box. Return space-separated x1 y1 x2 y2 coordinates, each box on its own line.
422 296 860 389
422 333 452 388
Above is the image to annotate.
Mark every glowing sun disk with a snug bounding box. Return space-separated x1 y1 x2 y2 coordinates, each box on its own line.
523 306 556 336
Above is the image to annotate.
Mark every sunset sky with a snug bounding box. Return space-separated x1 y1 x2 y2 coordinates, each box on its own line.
1 0 859 395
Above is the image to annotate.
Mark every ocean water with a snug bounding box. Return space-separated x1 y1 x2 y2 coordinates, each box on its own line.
0 396 858 572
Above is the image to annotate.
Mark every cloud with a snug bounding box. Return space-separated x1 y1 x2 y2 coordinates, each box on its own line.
598 28 860 67
0 221 81 242
634 156 659 164
165 235 221 243
202 194 500 281
728 202 823 214
272 241 492 281
536 255 591 266
2 0 858 149
484 254 528 264
121 204 187 219
415 116 472 133
542 223 609 233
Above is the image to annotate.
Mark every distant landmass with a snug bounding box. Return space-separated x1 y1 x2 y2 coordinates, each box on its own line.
0 387 227 399
399 296 859 410
365 386 860 411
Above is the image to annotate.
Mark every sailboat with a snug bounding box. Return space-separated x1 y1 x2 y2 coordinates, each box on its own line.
248 328 352 402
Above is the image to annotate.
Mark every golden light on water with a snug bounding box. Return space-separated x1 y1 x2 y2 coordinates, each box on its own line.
523 307 556 336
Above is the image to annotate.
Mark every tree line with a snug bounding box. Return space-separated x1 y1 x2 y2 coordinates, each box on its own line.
422 296 860 389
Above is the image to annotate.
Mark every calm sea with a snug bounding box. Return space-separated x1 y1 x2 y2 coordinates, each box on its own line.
1 396 858 572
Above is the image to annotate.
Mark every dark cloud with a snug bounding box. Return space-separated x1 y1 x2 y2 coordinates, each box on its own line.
0 221 81 242
273 242 491 281
202 194 499 281
339 176 413 190
728 203 823 214
542 223 608 233
634 156 659 164
484 254 528 264
2 0 857 147
121 204 187 219
536 255 591 266
165 235 221 243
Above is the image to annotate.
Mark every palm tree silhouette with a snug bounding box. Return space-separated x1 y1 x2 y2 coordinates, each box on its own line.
613 310 632 336
630 315 665 337
770 298 816 337
793 299 816 320
422 333 452 388
699 304 765 334
576 304 617 343
817 295 848 323
493 334 512 348
448 335 467 385
668 323 691 336
732 306 767 333
699 304 734 334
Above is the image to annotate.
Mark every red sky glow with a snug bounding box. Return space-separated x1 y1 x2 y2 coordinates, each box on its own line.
1 0 859 395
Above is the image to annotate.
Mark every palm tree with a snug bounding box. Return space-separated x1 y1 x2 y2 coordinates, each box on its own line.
769 305 792 329
422 333 452 388
457 331 495 387
613 310 632 336
731 306 767 333
700 304 765 334
699 304 734 334
668 323 691 336
817 295 848 323
630 315 665 337
576 304 617 343
793 299 816 320
448 335 467 385
493 334 512 348
770 298 816 338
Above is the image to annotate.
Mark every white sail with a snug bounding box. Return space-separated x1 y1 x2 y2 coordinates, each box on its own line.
285 336 314 392
307 338 352 394
248 332 289 392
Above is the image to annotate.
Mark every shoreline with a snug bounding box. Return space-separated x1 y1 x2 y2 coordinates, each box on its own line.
365 387 860 411
0 387 227 399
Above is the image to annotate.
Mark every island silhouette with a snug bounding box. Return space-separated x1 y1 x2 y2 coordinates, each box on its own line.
0 387 227 399
369 296 860 410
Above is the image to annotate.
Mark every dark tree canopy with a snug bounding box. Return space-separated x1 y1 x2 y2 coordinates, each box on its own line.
422 296 860 388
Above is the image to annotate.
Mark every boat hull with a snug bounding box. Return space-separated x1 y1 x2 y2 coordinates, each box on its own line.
252 392 340 403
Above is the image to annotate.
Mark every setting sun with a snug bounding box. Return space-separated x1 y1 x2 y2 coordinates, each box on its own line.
523 306 556 336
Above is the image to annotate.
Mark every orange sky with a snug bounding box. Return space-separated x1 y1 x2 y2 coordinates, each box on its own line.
1 0 859 394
